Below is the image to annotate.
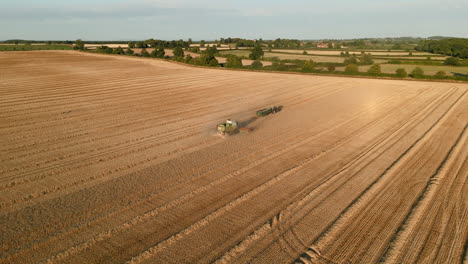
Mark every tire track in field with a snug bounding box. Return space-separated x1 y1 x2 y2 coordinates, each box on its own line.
0 72 304 148
0 73 251 129
315 92 467 264
224 87 460 264
40 88 399 264
0 82 354 258
117 89 436 264
211 87 455 264
379 124 467 263
0 80 338 194
294 90 467 263
0 80 344 190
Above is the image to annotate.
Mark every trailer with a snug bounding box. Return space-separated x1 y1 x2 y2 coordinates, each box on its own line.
256 105 283 117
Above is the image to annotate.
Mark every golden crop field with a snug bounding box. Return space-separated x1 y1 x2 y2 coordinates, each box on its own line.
1 51 467 264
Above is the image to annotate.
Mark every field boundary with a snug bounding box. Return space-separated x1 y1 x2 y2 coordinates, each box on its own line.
75 50 468 84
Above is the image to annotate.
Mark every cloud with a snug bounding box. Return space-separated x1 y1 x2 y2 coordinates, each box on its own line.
0 1 239 21
0 0 467 40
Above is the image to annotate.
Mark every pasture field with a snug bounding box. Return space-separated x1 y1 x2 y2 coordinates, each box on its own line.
219 50 390 64
336 64 468 76
131 48 272 66
269 49 436 56
0 51 467 264
0 44 72 51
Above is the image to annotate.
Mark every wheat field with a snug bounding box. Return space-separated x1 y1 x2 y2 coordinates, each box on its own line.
1 51 466 264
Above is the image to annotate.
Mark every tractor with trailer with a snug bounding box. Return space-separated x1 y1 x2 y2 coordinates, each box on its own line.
256 105 283 117
217 106 283 136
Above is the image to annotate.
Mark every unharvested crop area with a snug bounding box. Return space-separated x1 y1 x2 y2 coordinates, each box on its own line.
1 51 467 264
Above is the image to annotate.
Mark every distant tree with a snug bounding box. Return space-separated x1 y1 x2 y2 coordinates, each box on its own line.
74 39 85 50
14 40 19 45
208 57 219 67
151 47 165 58
327 65 336 72
217 43 221 47
272 61 287 71
392 44 402 50
47 41 52 45
198 53 216 65
136 41 146 48
426 56 431 60
410 67 424 77
173 46 184 57
145 39 156 48
188 38 193 45
409 52 413 56
336 43 342 49
395 68 408 78
190 46 200 53
184 54 193 63
302 59 315 72
140 48 150 57
126 48 134 55
249 45 264 60
302 50 308 55
113 46 125 54
96 46 113 54
226 55 242 68
359 53 374 65
340 51 345 57
345 51 350 57
200 40 206 48
128 41 135 48
344 55 358 65
443 57 461 66
367 64 381 74
205 46 218 57
328 43 333 48
435 71 447 77
251 60 263 69
345 64 359 73
416 38 468 58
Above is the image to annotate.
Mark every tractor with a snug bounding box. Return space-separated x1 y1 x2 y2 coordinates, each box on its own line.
256 105 283 117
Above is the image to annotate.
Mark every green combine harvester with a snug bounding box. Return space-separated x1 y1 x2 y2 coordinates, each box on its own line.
256 105 283 117
217 119 252 136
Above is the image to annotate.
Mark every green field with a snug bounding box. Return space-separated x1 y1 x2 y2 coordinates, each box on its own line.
336 64 468 76
219 49 393 63
0 44 72 51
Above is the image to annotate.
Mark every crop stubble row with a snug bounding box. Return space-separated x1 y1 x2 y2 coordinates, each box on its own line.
0 51 466 264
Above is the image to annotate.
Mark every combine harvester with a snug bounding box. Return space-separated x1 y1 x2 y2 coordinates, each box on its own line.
217 106 283 136
217 119 252 136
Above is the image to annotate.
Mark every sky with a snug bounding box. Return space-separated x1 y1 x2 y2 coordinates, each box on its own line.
1 0 467 40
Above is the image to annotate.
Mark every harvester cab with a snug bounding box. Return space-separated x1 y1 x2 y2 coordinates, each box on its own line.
217 119 252 135
217 119 238 135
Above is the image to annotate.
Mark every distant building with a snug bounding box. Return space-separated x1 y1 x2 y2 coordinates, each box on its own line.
316 43 328 48
316 42 336 48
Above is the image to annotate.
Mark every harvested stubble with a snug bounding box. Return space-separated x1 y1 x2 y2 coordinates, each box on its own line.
0 50 467 264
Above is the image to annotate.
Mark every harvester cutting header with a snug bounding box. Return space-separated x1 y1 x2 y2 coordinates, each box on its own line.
217 105 283 136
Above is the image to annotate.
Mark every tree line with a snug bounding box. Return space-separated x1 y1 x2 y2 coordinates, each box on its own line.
416 38 468 59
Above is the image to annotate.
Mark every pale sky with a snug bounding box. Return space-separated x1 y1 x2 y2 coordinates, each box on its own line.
1 0 467 40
